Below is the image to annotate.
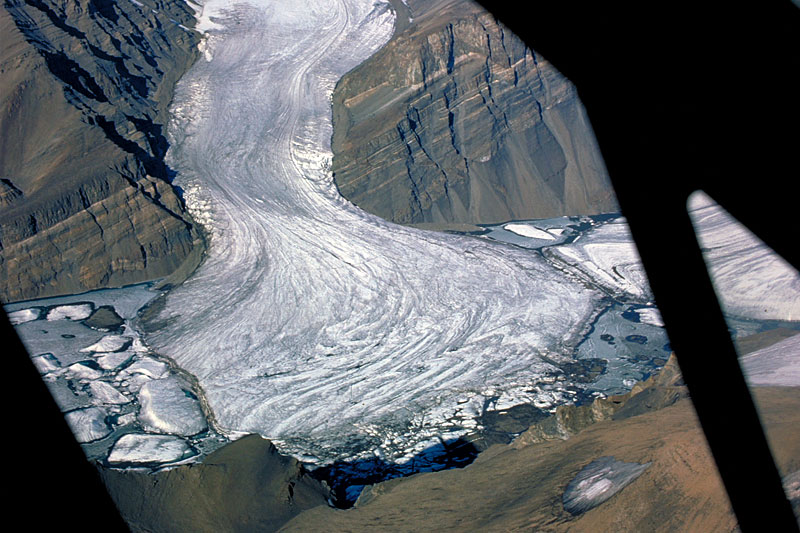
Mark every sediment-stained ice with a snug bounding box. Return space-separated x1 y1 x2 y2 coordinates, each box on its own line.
65 407 111 443
46 304 93 321
688 191 800 321
740 333 800 387
137 377 208 436
146 0 605 464
108 434 192 465
562 456 651 515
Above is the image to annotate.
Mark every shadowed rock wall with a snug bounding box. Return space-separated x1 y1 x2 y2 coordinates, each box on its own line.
331 0 617 227
0 0 204 302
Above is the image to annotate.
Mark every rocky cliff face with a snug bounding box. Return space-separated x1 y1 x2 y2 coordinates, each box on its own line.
331 0 617 227
0 0 204 302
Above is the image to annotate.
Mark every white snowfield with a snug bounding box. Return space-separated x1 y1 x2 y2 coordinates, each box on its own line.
146 0 604 463
688 191 800 321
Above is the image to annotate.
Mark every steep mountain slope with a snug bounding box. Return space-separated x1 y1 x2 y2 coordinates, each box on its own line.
0 0 204 302
331 0 617 228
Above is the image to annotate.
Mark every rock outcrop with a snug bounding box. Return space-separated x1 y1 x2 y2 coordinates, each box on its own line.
99 434 331 532
331 0 617 228
0 0 204 302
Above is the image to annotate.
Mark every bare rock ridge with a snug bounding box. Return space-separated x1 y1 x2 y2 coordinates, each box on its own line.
99 434 331 533
331 0 618 228
0 0 204 302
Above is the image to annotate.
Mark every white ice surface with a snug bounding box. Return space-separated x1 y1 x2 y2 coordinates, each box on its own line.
504 223 556 240
7 308 40 325
137 377 208 436
688 191 800 321
65 407 111 443
108 434 192 464
740 333 800 387
147 0 602 463
47 304 93 321
547 220 652 301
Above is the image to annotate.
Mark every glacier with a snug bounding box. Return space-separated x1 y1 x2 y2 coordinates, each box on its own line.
143 0 607 464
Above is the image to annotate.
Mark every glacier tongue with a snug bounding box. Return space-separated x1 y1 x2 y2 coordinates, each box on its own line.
146 0 602 464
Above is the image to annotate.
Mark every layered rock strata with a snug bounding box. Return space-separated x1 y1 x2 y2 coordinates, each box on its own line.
331 0 617 227
0 0 204 302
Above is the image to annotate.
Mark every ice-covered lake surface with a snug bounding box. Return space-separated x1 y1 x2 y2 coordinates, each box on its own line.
5 284 230 466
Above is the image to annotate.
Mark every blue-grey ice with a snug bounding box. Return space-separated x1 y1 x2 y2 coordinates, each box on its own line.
145 0 604 463
562 456 651 515
137 377 208 436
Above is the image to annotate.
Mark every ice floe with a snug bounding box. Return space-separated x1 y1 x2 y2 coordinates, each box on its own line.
31 353 60 374
88 381 130 406
504 223 556 240
137 377 207 436
65 407 112 443
46 304 93 321
65 362 103 381
108 434 193 465
80 335 132 353
7 308 40 325
96 350 135 371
